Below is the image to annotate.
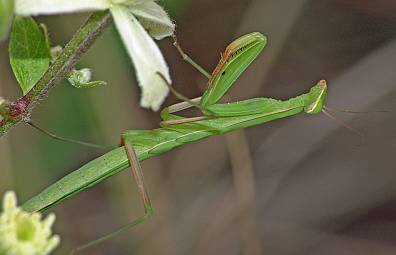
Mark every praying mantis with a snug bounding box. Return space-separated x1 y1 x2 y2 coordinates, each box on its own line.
21 32 328 252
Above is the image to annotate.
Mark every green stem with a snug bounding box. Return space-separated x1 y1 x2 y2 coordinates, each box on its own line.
0 11 112 136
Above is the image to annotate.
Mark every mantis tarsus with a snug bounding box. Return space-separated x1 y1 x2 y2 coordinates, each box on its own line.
21 32 328 252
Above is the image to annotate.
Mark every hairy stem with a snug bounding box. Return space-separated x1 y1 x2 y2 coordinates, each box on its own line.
0 11 112 136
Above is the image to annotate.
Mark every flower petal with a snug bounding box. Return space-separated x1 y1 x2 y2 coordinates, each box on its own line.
15 0 109 16
111 5 171 111
129 1 175 40
3 191 17 211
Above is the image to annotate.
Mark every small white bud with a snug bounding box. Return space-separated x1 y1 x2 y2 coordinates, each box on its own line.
50 46 63 62
67 68 92 87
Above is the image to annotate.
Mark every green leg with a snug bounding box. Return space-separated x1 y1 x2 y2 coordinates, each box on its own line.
157 72 202 111
157 72 216 125
166 97 201 113
162 116 209 125
27 121 113 150
160 34 214 114
69 137 153 254
172 34 211 79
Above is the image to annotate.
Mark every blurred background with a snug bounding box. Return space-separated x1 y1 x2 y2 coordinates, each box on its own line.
2 0 396 254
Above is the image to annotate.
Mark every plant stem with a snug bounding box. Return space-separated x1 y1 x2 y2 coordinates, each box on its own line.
0 11 112 136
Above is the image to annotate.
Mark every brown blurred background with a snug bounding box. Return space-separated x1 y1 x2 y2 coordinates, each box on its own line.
2 0 396 254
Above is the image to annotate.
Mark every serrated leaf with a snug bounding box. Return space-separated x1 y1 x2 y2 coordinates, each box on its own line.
9 16 50 95
0 0 14 42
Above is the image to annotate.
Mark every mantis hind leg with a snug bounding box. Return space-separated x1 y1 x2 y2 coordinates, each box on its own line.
69 137 153 254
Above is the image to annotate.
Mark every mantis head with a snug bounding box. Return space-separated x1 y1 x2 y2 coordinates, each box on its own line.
304 80 327 114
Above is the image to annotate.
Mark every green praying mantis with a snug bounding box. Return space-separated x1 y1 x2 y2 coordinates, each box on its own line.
21 32 329 252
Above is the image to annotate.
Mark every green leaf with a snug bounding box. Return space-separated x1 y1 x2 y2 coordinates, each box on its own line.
9 16 50 95
0 0 14 42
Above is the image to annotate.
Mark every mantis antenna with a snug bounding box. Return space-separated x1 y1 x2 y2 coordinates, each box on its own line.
322 107 364 137
324 105 388 114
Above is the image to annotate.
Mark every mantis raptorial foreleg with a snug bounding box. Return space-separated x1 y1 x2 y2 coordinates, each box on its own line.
161 32 267 124
70 137 152 254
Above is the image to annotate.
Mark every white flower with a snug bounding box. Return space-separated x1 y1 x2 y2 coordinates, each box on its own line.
15 0 175 111
0 191 60 255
